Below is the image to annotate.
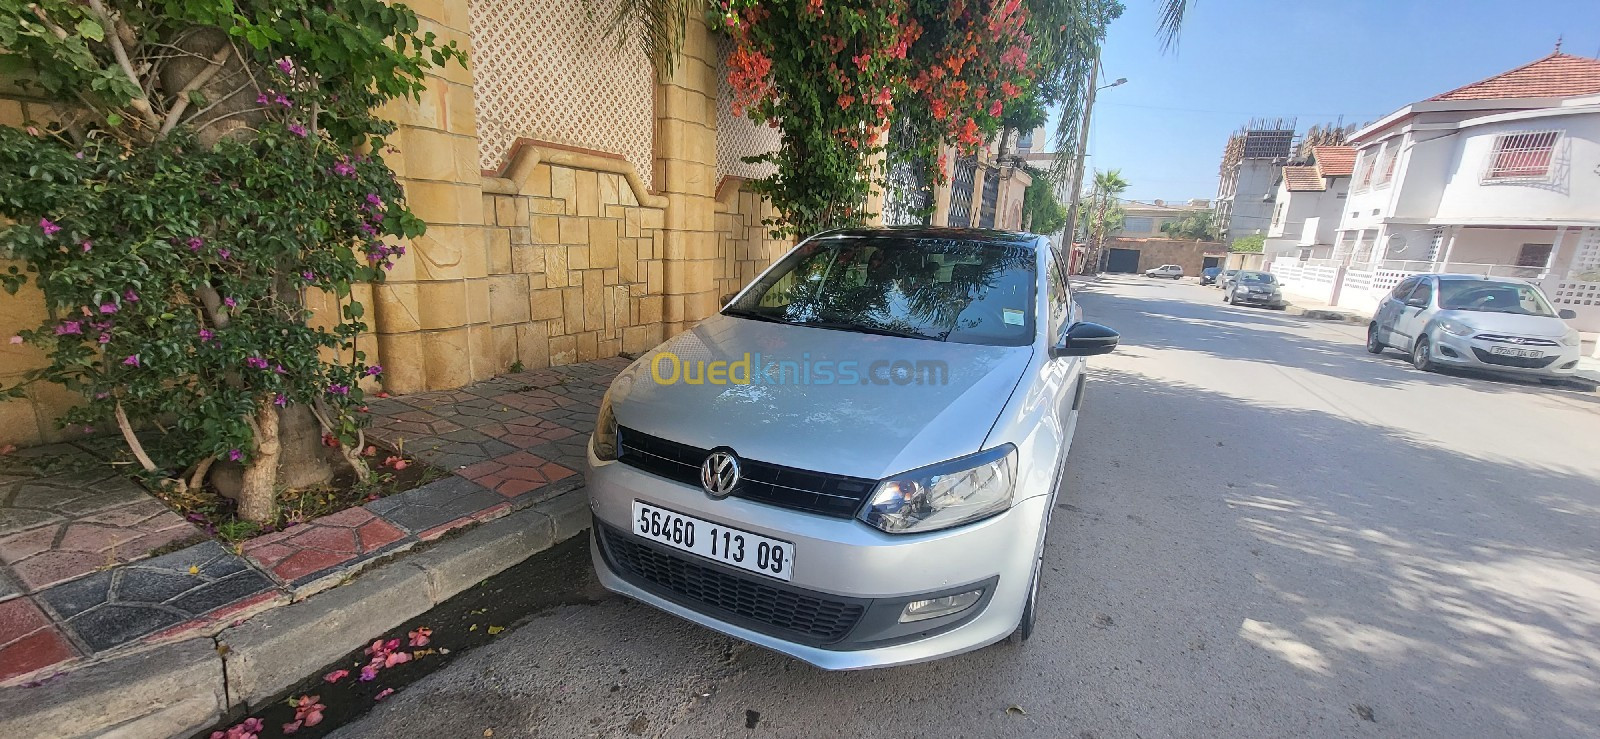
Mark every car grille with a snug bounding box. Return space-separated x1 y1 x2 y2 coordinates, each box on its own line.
599 524 865 644
1473 334 1559 347
1471 348 1558 368
617 427 877 518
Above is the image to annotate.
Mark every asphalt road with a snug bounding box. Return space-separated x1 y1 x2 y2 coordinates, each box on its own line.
336 276 1600 739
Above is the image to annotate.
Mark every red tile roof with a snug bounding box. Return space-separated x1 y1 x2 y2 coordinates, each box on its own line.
1429 52 1600 102
1311 146 1356 177
1282 166 1326 192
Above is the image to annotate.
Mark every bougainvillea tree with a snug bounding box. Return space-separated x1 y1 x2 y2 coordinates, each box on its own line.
713 0 1039 237
0 0 463 521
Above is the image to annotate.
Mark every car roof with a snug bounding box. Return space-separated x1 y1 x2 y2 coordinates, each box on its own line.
815 226 1043 248
1427 273 1535 284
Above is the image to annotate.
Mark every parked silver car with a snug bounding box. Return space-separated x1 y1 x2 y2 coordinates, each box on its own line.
1367 274 1582 379
586 227 1117 669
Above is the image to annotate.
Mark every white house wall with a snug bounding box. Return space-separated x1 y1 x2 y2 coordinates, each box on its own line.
1433 112 1600 223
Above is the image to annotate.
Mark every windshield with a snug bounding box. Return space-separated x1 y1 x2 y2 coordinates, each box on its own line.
1238 271 1276 285
1437 279 1556 317
724 235 1037 346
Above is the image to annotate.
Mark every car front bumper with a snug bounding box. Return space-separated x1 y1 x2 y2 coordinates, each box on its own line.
1429 331 1581 377
1231 291 1286 307
586 447 1045 670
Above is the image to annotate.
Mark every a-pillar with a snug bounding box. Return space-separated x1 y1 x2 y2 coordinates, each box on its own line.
656 20 722 337
371 0 494 392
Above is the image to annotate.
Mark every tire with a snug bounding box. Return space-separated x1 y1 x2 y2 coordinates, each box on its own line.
1223 292 1232 304
1009 546 1042 644
1366 324 1385 354
1412 335 1435 372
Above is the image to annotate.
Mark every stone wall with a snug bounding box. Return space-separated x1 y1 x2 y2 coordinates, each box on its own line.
1106 238 1227 275
0 3 791 447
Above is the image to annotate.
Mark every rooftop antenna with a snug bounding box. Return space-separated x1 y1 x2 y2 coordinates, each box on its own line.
1553 35 1562 53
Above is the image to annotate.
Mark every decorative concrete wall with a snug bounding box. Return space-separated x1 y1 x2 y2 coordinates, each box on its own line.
0 4 790 447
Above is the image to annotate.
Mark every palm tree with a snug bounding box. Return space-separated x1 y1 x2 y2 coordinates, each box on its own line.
1081 169 1130 274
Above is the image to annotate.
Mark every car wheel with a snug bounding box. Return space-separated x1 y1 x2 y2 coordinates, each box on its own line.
1009 545 1043 644
1223 292 1232 304
1366 324 1385 354
1412 335 1435 372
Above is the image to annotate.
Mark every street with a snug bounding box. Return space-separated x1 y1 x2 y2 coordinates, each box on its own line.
335 276 1600 738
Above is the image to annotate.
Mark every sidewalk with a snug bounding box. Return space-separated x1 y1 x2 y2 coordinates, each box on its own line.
0 356 628 686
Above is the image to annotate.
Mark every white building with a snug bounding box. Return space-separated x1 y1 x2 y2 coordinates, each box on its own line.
1269 51 1600 332
1263 146 1355 260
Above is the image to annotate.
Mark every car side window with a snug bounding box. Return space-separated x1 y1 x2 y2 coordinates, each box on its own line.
1046 252 1069 333
1390 277 1418 300
1407 279 1433 306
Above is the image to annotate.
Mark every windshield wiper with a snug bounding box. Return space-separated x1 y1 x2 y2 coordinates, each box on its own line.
721 307 789 324
794 319 938 341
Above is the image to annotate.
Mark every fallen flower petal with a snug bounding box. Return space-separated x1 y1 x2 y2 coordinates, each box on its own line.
323 669 350 683
385 651 410 667
359 664 379 682
374 688 394 701
281 721 302 735
408 626 432 647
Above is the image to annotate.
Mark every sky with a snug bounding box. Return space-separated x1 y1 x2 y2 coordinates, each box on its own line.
1081 0 1600 203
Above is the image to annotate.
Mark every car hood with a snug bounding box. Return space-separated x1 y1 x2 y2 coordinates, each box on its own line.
607 314 1033 480
1439 310 1570 338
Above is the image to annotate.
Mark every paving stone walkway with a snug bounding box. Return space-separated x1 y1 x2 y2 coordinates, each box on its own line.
0 356 625 683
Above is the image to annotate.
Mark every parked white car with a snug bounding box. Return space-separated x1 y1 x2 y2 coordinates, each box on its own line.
1367 274 1582 381
1144 264 1183 279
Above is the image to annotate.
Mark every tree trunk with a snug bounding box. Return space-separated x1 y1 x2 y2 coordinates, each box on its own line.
237 400 281 523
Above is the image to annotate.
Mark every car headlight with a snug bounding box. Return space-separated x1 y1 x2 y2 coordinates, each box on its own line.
1561 329 1581 347
1438 319 1475 337
592 395 619 460
1234 286 1250 293
859 445 1016 534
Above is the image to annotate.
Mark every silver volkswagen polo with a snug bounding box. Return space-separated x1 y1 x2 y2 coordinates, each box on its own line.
585 227 1118 669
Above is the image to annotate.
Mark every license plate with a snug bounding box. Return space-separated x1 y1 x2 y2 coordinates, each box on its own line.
1490 346 1541 358
631 501 794 581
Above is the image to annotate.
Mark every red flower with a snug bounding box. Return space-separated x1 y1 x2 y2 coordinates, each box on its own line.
989 99 1003 117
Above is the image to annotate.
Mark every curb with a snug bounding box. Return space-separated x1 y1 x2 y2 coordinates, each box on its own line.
0 488 592 739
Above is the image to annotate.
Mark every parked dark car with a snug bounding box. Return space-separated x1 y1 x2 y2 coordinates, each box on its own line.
1199 267 1221 285
1222 271 1286 309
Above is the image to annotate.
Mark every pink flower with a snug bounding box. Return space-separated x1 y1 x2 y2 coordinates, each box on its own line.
81 240 92 252
384 650 410 668
374 688 394 702
292 695 325 727
276 57 294 75
99 303 117 314
228 448 241 461
98 332 110 344
407 627 432 647
39 218 60 236
273 364 287 375
199 328 214 342
364 365 383 376
245 356 269 370
366 193 383 206
274 393 287 407
328 384 350 396
323 668 350 683
333 161 356 177
276 94 293 108
281 721 301 735
289 124 308 138
358 664 379 682
187 236 204 251
218 248 231 260
223 297 237 308
302 270 315 282
256 93 270 105
124 289 138 302
122 354 139 366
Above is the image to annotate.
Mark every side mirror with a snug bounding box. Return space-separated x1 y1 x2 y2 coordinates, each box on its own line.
1051 322 1120 358
1406 297 1429 308
719 292 738 308
1558 308 1577 320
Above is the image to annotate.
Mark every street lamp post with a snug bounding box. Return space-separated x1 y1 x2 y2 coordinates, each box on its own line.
1060 57 1125 274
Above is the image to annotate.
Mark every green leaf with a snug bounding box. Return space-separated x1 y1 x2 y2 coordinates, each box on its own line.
76 19 105 42
106 112 123 127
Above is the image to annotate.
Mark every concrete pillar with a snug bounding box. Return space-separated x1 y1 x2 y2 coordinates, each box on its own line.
655 20 721 337
369 0 494 393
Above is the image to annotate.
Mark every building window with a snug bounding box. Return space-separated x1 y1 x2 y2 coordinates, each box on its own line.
1122 216 1155 233
1351 149 1375 191
1372 140 1400 188
1516 243 1553 268
1272 202 1285 227
1483 130 1560 181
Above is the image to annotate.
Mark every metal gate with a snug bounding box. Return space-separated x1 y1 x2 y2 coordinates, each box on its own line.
881 118 933 226
1107 248 1141 273
947 157 977 228
977 166 1000 228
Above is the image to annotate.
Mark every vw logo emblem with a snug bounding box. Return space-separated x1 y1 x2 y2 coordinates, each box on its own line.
1510 337 1526 344
701 450 741 498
